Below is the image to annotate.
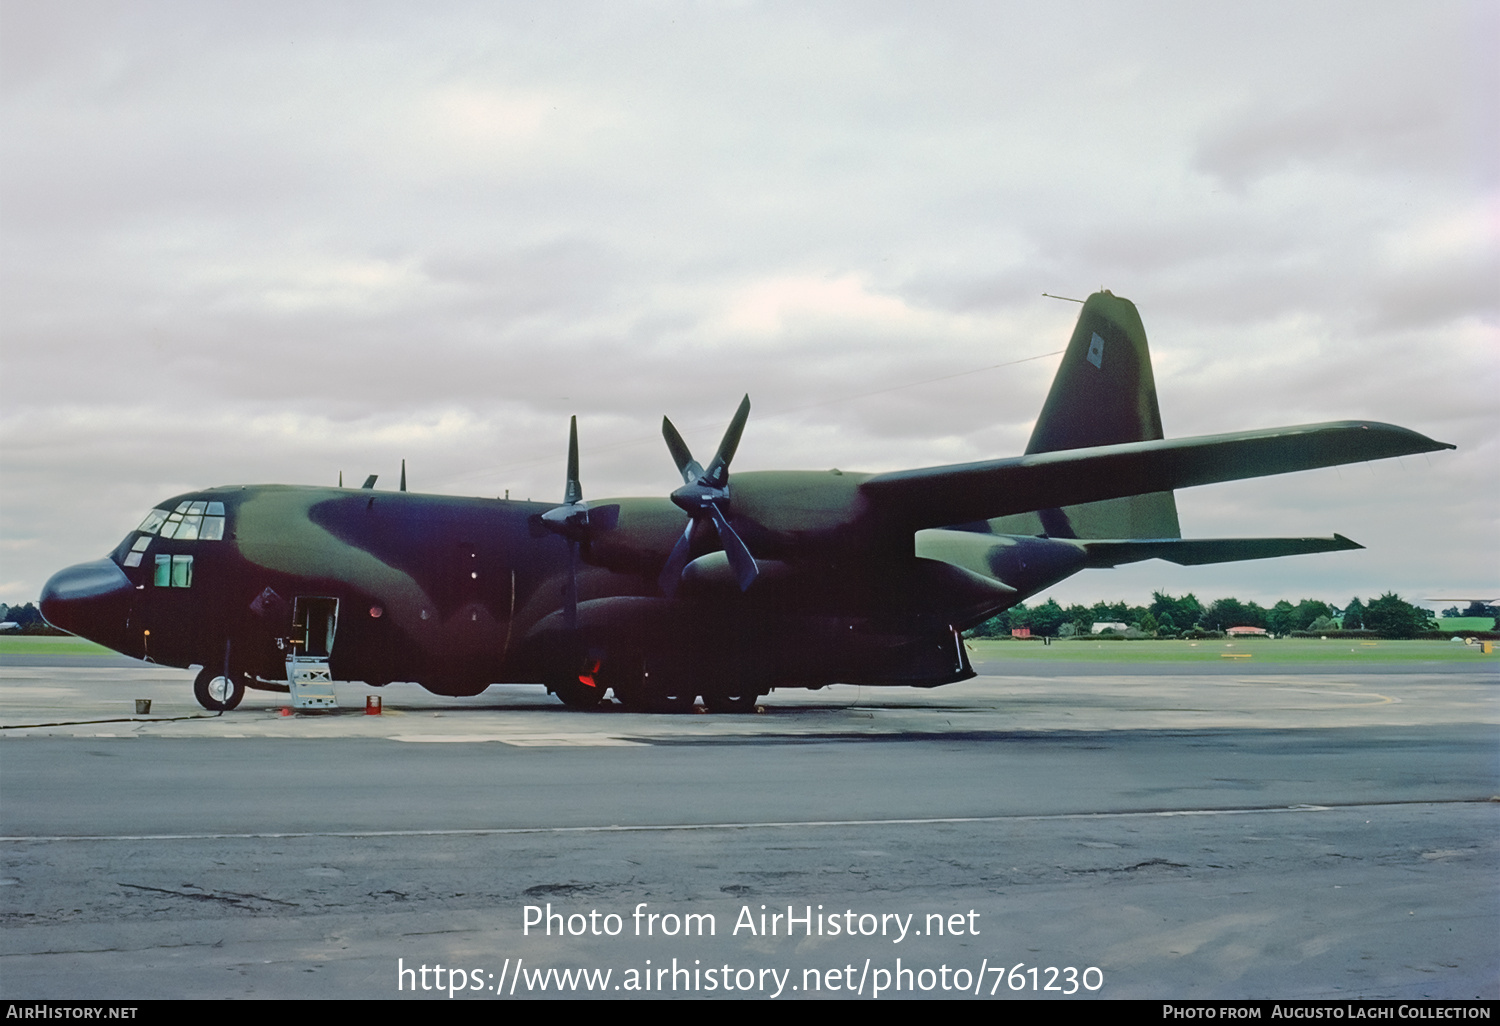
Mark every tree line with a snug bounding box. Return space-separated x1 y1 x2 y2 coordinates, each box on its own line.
967 592 1484 640
0 603 66 635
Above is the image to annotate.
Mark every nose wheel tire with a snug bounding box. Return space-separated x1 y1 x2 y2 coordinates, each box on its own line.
194 666 246 711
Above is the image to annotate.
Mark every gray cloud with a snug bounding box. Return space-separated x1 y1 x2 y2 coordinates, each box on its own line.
2 1 1495 607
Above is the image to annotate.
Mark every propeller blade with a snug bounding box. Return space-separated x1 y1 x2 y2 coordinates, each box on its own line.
564 540 579 630
703 394 750 488
564 416 583 505
657 521 696 598
661 417 702 485
706 501 759 591
400 459 407 492
540 415 592 628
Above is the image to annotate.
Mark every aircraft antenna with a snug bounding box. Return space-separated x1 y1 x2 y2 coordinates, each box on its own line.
1042 293 1085 303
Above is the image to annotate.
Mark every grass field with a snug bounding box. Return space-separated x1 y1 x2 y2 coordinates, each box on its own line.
1436 617 1497 632
0 634 116 657
965 636 1497 664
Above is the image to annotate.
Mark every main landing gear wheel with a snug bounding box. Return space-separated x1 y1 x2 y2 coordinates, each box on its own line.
702 688 759 713
551 676 607 710
645 683 694 714
619 657 695 713
193 666 246 711
614 677 693 713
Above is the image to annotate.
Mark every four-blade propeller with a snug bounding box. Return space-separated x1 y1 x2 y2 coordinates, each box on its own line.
538 417 619 628
657 394 759 597
542 397 759 612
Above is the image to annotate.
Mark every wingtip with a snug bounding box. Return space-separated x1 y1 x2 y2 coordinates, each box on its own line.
1358 421 1456 454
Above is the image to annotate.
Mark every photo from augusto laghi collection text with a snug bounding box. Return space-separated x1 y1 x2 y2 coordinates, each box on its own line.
395 900 1098 997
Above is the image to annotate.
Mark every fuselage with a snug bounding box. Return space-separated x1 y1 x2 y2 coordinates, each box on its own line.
40 480 1080 698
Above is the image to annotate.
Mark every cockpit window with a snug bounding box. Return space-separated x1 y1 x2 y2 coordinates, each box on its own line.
153 554 192 588
148 502 225 542
136 509 168 535
123 536 152 568
128 500 223 573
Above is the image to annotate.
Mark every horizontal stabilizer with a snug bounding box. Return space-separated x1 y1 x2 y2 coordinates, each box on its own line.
861 421 1452 533
1081 534 1363 568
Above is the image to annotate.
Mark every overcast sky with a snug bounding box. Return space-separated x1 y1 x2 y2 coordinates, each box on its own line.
2 1 1496 612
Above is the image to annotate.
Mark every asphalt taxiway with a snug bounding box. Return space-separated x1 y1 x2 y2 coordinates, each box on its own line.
1 653 1495 1000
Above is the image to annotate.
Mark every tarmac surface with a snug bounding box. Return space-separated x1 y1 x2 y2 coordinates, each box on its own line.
1 651 1496 1000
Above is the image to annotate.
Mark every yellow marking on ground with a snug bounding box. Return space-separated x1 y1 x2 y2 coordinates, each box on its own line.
1267 686 1398 707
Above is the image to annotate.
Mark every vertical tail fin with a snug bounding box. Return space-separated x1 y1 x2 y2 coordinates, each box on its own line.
991 291 1181 539
1027 290 1164 454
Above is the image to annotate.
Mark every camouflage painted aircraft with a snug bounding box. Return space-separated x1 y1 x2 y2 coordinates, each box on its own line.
40 292 1453 713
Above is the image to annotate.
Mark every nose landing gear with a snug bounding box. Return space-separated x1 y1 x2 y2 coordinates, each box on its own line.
193 665 246 711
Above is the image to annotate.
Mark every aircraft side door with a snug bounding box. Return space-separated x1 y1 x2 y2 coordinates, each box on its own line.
291 596 339 658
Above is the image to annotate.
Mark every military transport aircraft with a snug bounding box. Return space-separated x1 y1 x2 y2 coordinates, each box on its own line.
40 292 1453 713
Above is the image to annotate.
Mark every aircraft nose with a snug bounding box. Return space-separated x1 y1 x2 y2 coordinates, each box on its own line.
40 558 135 645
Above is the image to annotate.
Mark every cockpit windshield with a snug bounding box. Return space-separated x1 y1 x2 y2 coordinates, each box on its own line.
126 501 226 567
136 501 225 541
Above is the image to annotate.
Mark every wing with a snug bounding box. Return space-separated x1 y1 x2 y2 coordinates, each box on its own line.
860 421 1452 534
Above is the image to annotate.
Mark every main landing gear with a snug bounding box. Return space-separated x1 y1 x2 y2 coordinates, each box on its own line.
557 654 760 714
701 688 758 713
551 673 608 710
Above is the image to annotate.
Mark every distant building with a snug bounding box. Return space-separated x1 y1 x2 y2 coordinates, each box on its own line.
1091 622 1128 634
1226 626 1268 636
1011 627 1031 638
